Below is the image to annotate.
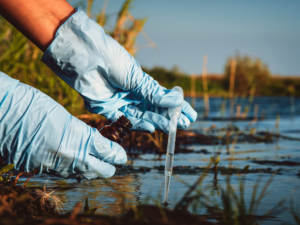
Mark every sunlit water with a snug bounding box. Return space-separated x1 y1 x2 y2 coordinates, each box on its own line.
21 97 300 224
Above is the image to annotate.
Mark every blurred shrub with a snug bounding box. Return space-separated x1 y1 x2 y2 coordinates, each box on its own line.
223 55 271 96
264 76 300 96
142 66 191 90
143 66 225 96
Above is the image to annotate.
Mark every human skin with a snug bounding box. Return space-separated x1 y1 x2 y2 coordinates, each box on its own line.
0 0 76 52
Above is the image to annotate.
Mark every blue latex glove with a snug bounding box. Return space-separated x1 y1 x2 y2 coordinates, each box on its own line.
0 72 126 179
42 9 197 133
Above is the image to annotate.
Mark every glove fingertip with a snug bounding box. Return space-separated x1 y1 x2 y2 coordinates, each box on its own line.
182 101 198 123
107 166 116 178
111 142 127 164
100 165 115 178
178 114 191 129
127 116 156 133
81 156 116 179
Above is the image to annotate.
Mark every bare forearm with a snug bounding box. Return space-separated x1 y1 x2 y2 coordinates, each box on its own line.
0 0 76 51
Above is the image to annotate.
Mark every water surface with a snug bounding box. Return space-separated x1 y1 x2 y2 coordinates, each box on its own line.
23 97 300 224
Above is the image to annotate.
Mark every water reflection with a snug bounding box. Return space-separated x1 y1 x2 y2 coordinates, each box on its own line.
210 178 220 196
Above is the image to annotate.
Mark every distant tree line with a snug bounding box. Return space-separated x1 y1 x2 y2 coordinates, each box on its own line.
143 54 300 97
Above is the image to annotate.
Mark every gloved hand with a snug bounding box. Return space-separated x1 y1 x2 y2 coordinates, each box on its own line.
41 9 197 133
0 72 126 179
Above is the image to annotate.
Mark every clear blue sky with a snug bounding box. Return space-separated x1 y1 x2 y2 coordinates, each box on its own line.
74 0 300 76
